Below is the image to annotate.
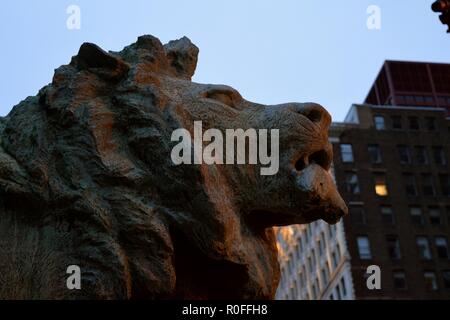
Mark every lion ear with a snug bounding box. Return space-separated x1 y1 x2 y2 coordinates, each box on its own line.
164 37 199 80
71 43 129 81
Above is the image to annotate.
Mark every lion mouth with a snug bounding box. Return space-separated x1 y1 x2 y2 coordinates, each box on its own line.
292 159 348 225
246 150 348 229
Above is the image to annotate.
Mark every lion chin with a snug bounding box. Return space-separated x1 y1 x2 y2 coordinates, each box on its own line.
0 35 347 300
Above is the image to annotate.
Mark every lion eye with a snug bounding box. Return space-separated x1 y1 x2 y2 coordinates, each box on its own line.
205 90 236 108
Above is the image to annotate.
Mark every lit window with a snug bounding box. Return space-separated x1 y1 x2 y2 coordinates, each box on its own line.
416 237 432 260
357 236 372 260
374 116 385 130
424 271 438 291
340 144 354 163
374 174 388 196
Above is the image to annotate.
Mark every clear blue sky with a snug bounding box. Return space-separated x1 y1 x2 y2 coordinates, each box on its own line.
0 0 449 121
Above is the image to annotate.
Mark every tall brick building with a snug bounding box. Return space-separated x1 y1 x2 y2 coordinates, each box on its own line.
331 103 450 299
276 61 450 300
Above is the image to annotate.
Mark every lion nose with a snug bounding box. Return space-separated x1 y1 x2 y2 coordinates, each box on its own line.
293 103 332 128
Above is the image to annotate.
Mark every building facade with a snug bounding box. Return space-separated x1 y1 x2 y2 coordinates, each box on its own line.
332 104 450 299
276 60 450 300
275 220 354 300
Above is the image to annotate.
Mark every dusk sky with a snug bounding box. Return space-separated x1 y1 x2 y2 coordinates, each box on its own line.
1 0 449 121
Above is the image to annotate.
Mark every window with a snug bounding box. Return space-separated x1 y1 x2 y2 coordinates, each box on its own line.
288 252 294 272
442 271 450 289
311 248 316 271
404 174 417 196
294 244 300 260
368 144 382 164
314 279 320 297
308 256 313 273
328 224 335 238
429 208 442 225
435 237 449 259
433 147 447 165
340 144 354 163
422 174 436 196
387 235 402 260
448 207 450 224
322 268 329 284
351 206 366 225
332 251 339 269
298 236 304 252
416 237 432 260
345 173 360 194
410 207 425 225
290 285 296 300
381 206 395 225
320 232 326 254
424 271 438 291
340 278 347 297
374 174 388 196
357 236 372 260
336 243 341 258
393 271 407 290
415 146 429 165
439 174 450 197
409 117 420 130
335 285 342 300
374 116 385 130
391 116 402 130
438 96 448 106
405 95 415 105
426 117 436 131
302 266 307 284
398 146 412 164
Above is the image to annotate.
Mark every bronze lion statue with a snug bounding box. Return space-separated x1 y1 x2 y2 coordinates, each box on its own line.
0 35 347 299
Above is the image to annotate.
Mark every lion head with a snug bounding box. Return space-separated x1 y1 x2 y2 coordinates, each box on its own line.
0 35 347 299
